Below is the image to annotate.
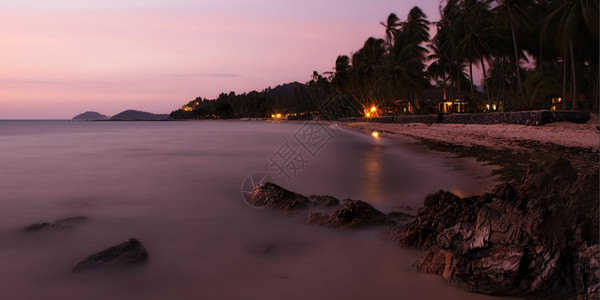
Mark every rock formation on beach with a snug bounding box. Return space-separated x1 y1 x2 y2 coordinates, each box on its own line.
398 158 599 299
306 199 393 229
247 182 339 211
247 182 397 228
72 238 148 271
248 157 599 299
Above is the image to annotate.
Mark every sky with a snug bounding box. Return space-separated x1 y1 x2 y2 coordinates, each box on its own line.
0 0 442 119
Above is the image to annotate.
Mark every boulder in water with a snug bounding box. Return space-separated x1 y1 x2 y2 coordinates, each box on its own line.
306 199 393 229
72 238 148 271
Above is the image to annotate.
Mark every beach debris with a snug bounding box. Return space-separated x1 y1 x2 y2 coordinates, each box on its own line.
72 238 148 271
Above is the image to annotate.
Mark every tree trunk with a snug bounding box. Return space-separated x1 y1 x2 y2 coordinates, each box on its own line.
469 61 475 106
594 77 599 111
481 57 491 110
569 38 579 110
449 63 456 103
502 55 507 109
562 44 568 110
538 33 544 71
509 18 524 97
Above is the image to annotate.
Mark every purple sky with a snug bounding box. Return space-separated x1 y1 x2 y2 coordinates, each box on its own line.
0 0 443 119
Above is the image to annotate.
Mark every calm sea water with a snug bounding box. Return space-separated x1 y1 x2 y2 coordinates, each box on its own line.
0 120 510 300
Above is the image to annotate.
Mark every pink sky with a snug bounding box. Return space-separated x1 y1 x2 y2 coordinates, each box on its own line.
0 0 442 119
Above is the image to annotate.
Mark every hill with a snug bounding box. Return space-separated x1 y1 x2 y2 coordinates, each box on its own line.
110 110 170 121
265 81 305 99
72 111 109 120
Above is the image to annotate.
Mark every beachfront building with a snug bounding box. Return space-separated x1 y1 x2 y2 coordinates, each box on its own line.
421 87 472 114
551 94 587 110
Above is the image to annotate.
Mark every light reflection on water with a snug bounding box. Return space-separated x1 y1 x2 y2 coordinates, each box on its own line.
0 120 510 300
362 142 385 204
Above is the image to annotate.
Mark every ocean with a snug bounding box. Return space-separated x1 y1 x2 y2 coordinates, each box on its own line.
0 120 512 299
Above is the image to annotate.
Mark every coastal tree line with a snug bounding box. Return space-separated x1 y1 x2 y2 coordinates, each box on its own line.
172 0 598 119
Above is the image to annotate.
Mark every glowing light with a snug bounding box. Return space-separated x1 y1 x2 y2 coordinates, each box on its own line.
363 104 380 118
371 131 379 138
276 113 282 118
271 114 275 118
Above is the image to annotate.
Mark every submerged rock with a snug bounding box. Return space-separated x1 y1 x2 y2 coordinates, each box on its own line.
399 158 599 299
247 182 339 211
23 223 51 232
247 182 397 229
22 216 87 232
306 199 392 229
72 238 148 271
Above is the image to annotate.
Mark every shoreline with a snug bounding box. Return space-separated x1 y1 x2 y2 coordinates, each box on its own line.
338 119 598 298
341 118 599 183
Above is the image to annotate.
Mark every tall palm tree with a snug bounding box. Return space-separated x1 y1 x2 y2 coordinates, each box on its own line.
387 7 431 111
454 0 494 106
380 13 401 51
458 18 496 108
349 37 387 109
543 0 599 110
493 0 534 98
427 44 450 101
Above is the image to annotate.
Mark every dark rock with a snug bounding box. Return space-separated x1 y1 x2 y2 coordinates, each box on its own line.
248 183 390 229
247 182 341 212
398 159 599 299
52 216 87 229
306 199 392 229
23 223 51 232
398 191 485 249
22 216 87 232
247 182 312 211
73 238 148 271
387 211 415 221
307 195 340 207
573 244 599 299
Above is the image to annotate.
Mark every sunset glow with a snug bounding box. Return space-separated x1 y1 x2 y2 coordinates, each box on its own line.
0 0 440 119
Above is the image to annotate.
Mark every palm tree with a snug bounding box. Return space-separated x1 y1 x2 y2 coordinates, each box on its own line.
454 0 494 107
380 13 401 51
543 0 599 110
458 19 496 109
493 0 535 98
349 37 387 109
385 7 431 112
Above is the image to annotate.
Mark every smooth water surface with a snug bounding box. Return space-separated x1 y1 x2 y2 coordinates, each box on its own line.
0 120 508 300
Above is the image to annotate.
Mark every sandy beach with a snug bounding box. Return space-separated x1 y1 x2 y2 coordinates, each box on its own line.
342 114 599 151
341 114 599 183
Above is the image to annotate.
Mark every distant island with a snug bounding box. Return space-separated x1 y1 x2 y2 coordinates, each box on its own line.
72 111 110 121
110 110 170 121
72 110 170 121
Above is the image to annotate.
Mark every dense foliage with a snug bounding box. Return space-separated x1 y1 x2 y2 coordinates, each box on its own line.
172 0 598 119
